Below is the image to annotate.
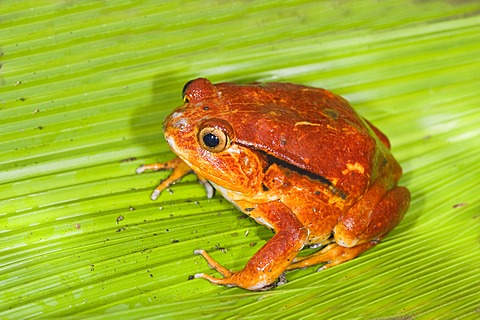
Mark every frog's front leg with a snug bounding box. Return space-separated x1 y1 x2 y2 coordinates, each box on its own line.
194 201 308 290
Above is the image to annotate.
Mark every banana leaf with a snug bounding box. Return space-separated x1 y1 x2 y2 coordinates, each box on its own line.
1 0 479 318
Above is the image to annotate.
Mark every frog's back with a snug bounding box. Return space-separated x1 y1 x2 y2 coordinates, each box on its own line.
213 81 388 198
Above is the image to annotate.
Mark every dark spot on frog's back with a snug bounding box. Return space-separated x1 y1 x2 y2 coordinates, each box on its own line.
330 186 347 200
324 108 339 120
382 156 388 167
279 133 287 147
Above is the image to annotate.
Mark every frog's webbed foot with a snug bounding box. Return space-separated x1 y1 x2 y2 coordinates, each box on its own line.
136 157 192 200
194 249 287 291
286 241 378 271
136 157 214 200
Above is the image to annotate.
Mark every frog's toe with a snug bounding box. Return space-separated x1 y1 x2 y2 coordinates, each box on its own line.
196 175 215 198
194 272 272 290
194 272 222 282
135 166 146 174
194 273 208 280
194 273 237 287
150 189 161 200
194 249 234 277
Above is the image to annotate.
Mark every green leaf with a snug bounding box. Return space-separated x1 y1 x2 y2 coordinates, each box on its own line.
1 0 479 318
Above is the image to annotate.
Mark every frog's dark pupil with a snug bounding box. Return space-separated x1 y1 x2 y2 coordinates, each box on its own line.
203 133 219 147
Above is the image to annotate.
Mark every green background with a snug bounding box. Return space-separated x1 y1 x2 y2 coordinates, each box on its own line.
1 0 479 318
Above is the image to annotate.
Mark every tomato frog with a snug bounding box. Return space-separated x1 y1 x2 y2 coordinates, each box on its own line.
136 78 410 291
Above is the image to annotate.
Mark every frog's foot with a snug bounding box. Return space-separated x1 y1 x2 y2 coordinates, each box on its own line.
136 157 214 200
194 202 308 290
286 241 378 271
136 157 192 200
194 249 286 291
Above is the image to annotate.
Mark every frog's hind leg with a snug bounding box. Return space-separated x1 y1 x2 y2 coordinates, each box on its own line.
288 184 410 271
334 184 410 249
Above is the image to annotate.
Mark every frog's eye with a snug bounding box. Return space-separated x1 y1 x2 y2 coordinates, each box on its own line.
198 127 230 153
182 80 194 103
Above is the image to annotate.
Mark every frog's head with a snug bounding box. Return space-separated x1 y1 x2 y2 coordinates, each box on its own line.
163 78 267 195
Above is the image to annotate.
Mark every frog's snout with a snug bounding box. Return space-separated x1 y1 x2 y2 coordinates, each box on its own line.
164 110 189 131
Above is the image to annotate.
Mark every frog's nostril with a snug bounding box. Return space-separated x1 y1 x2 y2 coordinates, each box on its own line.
170 111 184 119
170 118 188 130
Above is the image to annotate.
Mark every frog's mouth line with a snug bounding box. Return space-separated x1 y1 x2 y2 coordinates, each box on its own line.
264 153 347 200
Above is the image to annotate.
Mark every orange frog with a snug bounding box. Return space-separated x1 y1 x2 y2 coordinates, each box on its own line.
137 78 410 290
